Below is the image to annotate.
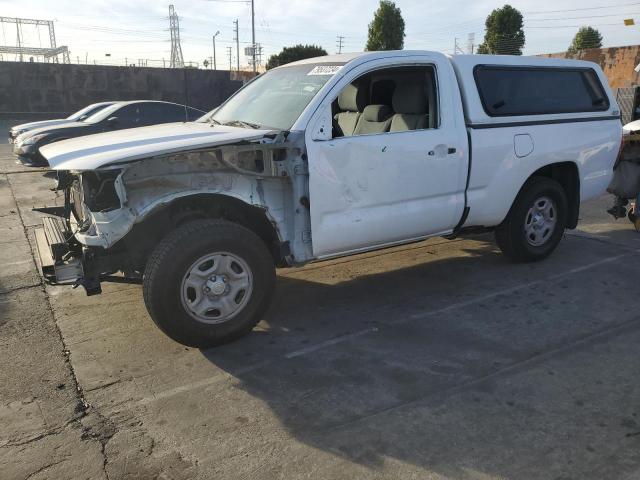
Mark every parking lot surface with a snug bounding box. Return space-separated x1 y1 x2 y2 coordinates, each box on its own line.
1 138 639 480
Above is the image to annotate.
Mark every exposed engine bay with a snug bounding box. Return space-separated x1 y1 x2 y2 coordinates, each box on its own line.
45 131 313 294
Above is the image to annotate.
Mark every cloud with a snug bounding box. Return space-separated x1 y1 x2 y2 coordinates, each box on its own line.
0 0 636 66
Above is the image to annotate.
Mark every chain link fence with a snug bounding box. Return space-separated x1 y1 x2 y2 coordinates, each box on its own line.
615 87 638 126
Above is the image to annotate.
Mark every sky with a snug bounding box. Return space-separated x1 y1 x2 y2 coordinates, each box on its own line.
0 0 638 69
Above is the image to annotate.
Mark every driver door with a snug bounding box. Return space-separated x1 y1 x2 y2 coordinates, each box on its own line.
305 56 469 258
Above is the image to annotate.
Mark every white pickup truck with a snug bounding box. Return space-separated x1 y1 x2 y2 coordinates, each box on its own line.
36 51 621 348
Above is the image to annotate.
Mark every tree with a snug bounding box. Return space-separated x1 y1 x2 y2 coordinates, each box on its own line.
265 44 327 70
365 0 405 51
568 26 603 53
476 4 525 55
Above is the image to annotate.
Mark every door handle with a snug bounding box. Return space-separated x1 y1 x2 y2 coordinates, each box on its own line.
428 146 457 157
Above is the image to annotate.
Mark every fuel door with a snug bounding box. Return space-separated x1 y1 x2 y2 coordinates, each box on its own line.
514 134 534 158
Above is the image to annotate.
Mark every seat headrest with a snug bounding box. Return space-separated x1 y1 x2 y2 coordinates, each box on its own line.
392 84 428 115
338 83 367 113
362 104 393 122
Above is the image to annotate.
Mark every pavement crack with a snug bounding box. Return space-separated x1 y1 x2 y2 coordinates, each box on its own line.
0 283 43 295
24 458 68 480
85 379 122 393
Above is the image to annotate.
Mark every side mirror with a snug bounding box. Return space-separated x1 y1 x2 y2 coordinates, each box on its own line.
78 114 88 121
311 105 332 141
107 117 119 128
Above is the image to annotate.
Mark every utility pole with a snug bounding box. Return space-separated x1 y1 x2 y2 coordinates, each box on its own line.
251 0 256 73
212 30 220 70
16 18 22 62
336 35 345 54
227 46 233 71
233 19 240 72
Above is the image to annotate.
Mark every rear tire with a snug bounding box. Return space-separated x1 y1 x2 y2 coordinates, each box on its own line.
143 219 275 348
495 177 568 262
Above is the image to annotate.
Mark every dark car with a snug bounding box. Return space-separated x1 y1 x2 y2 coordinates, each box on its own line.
8 101 116 143
14 100 206 165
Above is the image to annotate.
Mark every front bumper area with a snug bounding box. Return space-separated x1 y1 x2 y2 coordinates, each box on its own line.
35 216 102 295
13 143 36 156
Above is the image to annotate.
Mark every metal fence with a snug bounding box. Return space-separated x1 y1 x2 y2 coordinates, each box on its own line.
616 87 637 126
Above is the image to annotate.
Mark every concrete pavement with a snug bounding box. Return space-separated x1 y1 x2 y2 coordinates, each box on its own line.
1 141 639 479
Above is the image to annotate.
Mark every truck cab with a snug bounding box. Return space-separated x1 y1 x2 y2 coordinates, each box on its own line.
36 51 621 348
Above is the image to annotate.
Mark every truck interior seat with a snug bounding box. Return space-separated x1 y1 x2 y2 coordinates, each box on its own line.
333 83 368 136
353 105 393 135
390 83 429 132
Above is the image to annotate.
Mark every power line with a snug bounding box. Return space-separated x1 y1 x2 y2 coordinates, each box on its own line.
527 12 640 22
525 2 640 14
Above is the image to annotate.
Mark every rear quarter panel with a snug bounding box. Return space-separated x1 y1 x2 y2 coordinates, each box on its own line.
466 118 621 227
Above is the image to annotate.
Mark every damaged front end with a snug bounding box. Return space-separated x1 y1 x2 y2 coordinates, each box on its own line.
34 131 313 295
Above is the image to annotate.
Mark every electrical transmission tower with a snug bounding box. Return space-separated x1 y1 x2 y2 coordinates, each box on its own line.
336 35 345 54
168 5 184 68
0 16 69 63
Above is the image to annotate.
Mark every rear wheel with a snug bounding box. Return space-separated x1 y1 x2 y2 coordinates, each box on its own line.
143 219 275 348
495 177 568 262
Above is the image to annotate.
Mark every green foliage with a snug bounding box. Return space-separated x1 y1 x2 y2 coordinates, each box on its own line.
265 44 328 70
568 27 603 53
365 0 405 51
477 4 525 55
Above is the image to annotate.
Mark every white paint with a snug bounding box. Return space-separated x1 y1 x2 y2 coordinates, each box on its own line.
40 122 271 171
306 53 469 257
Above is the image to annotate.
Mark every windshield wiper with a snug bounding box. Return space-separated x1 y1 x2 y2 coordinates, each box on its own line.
208 117 222 126
223 119 262 129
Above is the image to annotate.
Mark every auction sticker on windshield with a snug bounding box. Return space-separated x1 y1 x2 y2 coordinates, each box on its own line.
307 65 342 75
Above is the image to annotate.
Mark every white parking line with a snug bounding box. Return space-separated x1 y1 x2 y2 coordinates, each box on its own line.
134 250 636 406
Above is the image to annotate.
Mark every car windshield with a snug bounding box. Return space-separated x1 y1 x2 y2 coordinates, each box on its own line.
205 62 345 130
83 103 122 124
67 103 108 121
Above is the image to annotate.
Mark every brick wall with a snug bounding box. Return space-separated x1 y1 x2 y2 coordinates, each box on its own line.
540 45 640 88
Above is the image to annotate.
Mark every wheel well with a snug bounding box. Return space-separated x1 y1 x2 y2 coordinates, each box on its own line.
530 162 580 229
118 194 283 269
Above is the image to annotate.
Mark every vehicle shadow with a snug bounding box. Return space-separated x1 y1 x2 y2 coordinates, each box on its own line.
198 236 640 479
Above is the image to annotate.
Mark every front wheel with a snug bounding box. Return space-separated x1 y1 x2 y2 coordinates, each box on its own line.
495 177 568 262
143 219 275 348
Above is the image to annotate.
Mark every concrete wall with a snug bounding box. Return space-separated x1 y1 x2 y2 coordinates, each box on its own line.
541 45 640 88
0 62 244 117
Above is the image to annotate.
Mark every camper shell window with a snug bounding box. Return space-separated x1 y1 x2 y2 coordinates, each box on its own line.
474 65 610 117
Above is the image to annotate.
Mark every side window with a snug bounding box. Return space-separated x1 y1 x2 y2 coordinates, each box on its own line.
332 65 437 138
474 66 610 116
186 107 204 121
144 103 190 123
112 104 140 128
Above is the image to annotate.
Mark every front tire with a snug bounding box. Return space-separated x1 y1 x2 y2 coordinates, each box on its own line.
495 177 568 262
143 219 275 348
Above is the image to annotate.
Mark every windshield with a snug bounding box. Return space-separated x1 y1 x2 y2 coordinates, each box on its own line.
206 63 344 130
84 103 122 124
67 103 110 121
